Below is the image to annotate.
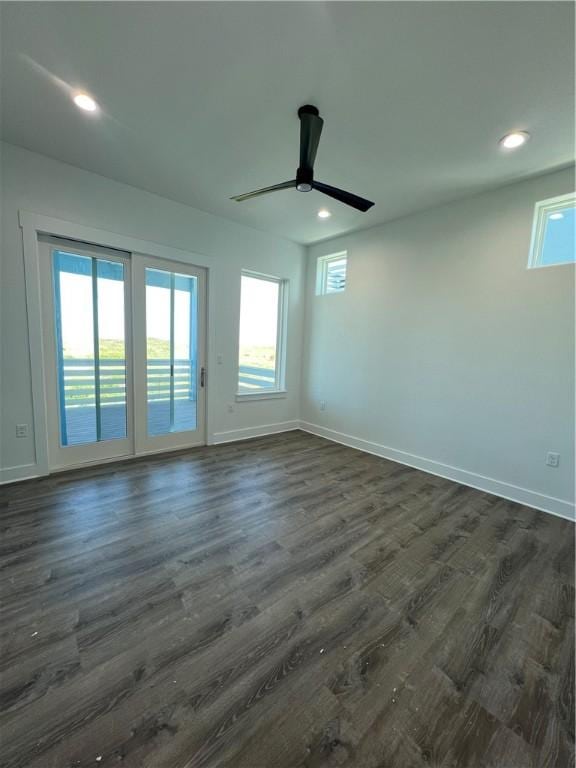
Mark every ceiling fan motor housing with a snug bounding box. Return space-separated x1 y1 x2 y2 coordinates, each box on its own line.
296 166 313 192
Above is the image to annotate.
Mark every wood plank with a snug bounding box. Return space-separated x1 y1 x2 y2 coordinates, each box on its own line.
0 430 573 768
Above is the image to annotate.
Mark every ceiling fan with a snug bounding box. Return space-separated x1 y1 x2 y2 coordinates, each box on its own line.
231 105 375 213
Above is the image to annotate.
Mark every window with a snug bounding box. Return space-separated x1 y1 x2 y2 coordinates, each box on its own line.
528 192 575 268
316 252 347 295
237 271 287 397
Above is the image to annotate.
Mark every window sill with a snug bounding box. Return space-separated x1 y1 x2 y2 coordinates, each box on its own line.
235 390 288 402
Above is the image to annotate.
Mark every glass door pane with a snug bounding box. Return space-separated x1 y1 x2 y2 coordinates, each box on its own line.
145 267 198 436
53 250 127 447
145 268 172 436
173 274 198 432
97 260 128 441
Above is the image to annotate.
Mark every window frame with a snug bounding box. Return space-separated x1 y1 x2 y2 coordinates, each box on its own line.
528 192 575 269
236 269 288 401
316 251 348 295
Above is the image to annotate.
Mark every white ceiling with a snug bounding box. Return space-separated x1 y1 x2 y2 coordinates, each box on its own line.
1 2 574 244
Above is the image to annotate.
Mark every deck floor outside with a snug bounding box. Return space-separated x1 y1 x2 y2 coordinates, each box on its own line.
62 400 197 444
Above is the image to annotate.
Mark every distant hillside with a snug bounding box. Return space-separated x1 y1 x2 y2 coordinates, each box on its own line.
64 339 275 369
64 338 171 359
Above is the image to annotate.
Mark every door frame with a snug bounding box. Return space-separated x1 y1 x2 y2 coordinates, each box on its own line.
132 253 207 455
18 210 211 481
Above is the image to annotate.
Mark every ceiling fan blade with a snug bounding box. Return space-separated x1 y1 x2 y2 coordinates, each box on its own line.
299 107 324 170
312 181 374 212
231 180 296 202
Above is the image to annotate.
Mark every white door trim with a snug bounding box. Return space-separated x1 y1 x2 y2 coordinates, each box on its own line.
18 209 212 480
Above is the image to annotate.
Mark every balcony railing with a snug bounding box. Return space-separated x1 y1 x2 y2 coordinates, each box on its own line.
61 358 276 406
62 358 196 407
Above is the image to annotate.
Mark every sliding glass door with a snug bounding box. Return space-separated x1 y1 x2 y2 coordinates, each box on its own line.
40 239 206 469
145 268 198 436
133 255 206 454
40 238 133 468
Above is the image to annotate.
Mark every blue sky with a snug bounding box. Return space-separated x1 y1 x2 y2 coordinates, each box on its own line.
541 207 575 266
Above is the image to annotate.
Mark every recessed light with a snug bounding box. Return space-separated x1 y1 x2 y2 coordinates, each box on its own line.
73 92 98 112
317 209 331 219
549 212 564 220
499 131 530 150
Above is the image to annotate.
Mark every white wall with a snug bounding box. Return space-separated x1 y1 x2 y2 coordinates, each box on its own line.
2 142 574 520
303 167 575 519
0 142 305 478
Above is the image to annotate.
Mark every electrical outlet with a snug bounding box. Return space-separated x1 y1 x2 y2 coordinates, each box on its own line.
227 403 234 413
546 451 560 468
320 400 327 411
16 424 29 438
217 354 223 365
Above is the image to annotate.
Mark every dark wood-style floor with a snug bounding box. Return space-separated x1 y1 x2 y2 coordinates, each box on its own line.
0 431 574 768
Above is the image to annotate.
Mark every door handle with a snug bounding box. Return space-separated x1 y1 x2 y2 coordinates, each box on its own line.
200 367 206 388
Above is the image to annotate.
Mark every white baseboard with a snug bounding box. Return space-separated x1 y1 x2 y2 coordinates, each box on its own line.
211 421 300 445
299 421 575 522
3 423 574 523
0 463 46 485
0 423 299 483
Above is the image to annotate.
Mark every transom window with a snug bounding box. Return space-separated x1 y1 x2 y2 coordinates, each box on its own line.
528 192 575 268
237 271 287 396
316 252 348 295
